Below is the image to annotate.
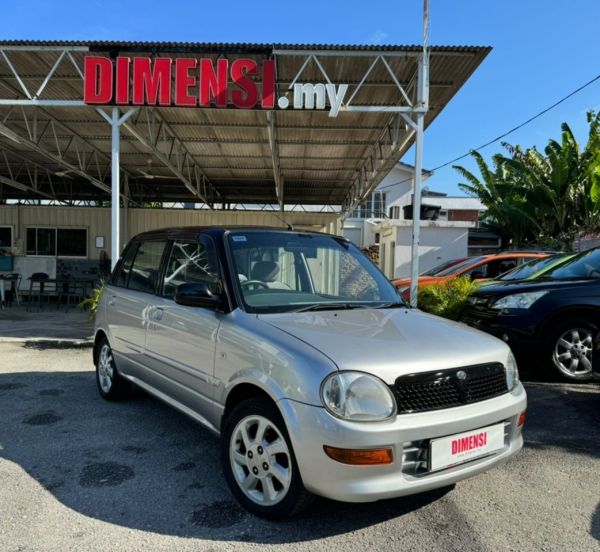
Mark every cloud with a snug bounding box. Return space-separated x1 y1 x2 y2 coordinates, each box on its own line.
369 30 388 45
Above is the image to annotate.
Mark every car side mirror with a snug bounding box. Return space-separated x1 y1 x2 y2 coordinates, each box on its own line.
175 282 222 309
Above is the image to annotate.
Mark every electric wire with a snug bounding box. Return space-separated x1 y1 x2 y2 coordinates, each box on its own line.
376 72 600 193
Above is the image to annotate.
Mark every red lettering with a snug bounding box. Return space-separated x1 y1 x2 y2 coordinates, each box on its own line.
451 440 458 455
482 433 487 446
83 56 113 104
231 59 258 109
261 59 276 109
132 58 172 106
175 59 197 107
199 59 228 108
115 57 130 104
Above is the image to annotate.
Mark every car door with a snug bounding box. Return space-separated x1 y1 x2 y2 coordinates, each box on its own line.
144 235 222 425
105 239 168 378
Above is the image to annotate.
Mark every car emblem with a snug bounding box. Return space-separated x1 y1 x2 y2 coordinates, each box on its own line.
456 370 467 380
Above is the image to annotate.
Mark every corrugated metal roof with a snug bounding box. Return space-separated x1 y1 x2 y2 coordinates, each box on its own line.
0 41 491 206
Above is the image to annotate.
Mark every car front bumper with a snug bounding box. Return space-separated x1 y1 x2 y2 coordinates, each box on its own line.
279 384 526 503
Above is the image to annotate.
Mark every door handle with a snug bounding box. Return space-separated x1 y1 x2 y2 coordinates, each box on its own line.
108 295 116 306
151 307 164 321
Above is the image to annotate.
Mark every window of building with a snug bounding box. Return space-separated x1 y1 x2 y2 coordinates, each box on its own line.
350 191 387 219
26 227 88 257
0 226 13 253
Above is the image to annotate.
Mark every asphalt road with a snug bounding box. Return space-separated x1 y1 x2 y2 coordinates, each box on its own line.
0 342 598 552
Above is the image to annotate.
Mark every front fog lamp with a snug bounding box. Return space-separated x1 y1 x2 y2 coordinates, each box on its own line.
321 372 397 421
505 351 519 391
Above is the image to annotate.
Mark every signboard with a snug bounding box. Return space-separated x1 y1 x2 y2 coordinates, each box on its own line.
83 56 347 116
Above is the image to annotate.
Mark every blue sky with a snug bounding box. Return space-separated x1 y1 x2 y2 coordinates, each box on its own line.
1 0 599 196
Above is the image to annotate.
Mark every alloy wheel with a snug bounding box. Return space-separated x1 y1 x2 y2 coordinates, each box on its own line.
553 327 593 379
229 415 292 506
97 343 114 393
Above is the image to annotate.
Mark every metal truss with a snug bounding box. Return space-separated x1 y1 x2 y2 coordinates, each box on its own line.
0 45 87 107
266 111 284 210
274 49 429 215
109 107 222 208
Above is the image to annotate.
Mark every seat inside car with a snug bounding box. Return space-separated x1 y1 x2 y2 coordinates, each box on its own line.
250 261 291 289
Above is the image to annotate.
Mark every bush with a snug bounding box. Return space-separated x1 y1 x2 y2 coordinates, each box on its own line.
417 277 479 320
78 279 107 320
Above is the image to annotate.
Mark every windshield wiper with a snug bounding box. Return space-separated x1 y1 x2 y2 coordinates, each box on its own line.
293 303 370 313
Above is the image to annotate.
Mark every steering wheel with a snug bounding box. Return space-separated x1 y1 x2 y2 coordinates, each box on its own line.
241 280 270 291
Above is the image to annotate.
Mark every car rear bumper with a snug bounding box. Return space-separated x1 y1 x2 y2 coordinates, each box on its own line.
279 384 526 503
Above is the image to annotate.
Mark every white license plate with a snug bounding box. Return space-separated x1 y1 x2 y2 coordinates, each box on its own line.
429 423 505 472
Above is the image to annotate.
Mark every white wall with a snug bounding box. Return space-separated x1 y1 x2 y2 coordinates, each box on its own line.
378 220 474 279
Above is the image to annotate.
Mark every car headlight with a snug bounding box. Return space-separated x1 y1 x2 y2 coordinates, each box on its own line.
505 351 519 391
492 291 548 310
321 371 397 421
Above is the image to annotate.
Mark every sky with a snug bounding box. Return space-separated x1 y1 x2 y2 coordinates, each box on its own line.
1 0 599 196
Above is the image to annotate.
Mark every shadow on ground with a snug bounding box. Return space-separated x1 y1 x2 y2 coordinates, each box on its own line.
0 368 454 544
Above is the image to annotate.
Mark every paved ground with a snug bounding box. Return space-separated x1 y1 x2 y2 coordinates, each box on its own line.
0 342 598 552
0 305 93 341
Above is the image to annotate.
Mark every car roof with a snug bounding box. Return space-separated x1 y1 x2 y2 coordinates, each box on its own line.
130 226 344 241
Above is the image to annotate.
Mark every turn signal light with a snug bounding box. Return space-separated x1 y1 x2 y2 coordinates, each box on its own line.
323 445 393 465
517 411 527 427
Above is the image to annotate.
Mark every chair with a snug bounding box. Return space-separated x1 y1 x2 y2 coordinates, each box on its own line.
27 272 52 312
59 280 84 312
250 261 292 290
5 273 22 307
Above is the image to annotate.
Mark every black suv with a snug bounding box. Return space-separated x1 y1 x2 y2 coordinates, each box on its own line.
462 247 600 381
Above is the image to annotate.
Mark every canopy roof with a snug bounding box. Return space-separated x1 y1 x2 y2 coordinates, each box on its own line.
0 41 490 209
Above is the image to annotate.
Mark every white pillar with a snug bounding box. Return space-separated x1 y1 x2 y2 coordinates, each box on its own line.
409 49 429 308
111 107 120 269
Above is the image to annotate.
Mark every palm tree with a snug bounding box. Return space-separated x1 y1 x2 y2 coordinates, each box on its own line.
454 151 540 246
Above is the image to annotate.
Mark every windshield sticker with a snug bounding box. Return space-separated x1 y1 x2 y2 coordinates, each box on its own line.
232 235 247 242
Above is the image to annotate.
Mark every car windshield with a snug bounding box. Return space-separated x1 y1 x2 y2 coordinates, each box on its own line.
420 258 466 276
434 256 486 277
498 255 560 281
227 230 403 313
541 248 600 280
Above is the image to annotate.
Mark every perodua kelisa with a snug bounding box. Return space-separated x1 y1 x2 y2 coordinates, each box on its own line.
94 227 526 519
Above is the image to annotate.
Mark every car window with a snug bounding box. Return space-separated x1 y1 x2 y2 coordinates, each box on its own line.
112 242 139 288
499 256 558 281
437 256 486 277
544 248 600 280
227 231 400 313
128 240 167 294
162 238 220 298
486 259 519 279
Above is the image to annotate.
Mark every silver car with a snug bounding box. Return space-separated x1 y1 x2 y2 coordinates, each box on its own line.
94 227 527 519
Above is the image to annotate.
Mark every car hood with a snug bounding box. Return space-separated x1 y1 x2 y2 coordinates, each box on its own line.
472 277 598 298
258 308 509 383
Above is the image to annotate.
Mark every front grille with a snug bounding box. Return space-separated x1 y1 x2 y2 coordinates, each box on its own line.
391 363 508 415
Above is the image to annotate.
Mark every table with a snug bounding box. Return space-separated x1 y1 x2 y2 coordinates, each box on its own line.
27 277 96 311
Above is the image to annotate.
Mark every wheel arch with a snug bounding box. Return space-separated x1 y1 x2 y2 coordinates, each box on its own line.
537 306 600 339
93 329 109 365
222 382 280 428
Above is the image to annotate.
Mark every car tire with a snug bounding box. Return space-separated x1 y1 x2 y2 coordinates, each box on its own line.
95 338 131 400
221 397 314 519
543 317 596 381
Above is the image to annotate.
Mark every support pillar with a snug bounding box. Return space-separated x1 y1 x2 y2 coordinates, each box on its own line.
110 107 120 269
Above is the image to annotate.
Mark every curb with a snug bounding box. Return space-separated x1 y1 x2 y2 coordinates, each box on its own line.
1 337 93 349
